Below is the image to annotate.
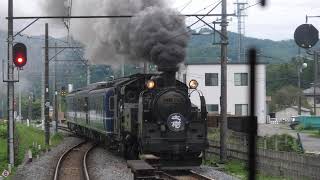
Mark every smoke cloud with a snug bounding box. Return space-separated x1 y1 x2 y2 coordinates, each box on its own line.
43 0 190 69
42 0 68 16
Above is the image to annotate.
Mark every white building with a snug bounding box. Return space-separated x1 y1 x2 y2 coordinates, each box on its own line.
178 62 267 124
275 106 311 122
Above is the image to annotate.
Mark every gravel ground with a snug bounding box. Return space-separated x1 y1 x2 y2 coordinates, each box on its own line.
13 136 83 180
192 166 239 180
87 147 133 180
87 146 238 180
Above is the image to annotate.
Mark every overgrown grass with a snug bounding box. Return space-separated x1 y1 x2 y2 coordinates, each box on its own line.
51 133 64 146
0 122 64 176
0 137 7 172
204 155 290 180
296 125 320 138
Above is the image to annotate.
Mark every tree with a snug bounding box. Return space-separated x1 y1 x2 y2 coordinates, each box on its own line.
267 60 314 95
21 96 41 120
270 85 310 112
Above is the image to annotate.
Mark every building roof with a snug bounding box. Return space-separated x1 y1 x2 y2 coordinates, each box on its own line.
303 87 320 96
280 106 311 112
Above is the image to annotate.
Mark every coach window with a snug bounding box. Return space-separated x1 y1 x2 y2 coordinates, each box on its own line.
109 96 115 111
205 73 218 86
234 73 248 86
206 104 219 113
235 104 248 116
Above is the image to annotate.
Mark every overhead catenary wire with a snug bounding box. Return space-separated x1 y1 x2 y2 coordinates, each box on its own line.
178 0 193 13
194 1 223 14
240 1 261 11
187 0 222 29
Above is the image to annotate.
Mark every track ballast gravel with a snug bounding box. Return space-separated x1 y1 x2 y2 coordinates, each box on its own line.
14 137 238 180
13 136 83 180
87 146 239 180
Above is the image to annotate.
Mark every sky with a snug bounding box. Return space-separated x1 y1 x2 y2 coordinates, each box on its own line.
0 0 319 41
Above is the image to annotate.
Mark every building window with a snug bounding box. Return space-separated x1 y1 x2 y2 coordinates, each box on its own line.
235 104 248 116
206 104 219 113
234 73 248 86
205 73 218 86
183 74 187 84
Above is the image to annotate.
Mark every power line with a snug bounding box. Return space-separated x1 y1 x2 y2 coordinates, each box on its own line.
179 0 193 13
194 1 222 14
187 1 223 29
240 1 261 11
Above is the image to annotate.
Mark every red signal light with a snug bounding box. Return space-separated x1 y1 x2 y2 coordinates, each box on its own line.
13 43 27 68
17 57 23 63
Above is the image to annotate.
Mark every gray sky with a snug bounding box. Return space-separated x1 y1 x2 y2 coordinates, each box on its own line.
0 0 319 41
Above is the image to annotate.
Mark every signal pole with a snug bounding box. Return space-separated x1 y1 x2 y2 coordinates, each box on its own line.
18 84 21 122
87 64 90 85
44 23 50 146
28 93 32 122
220 0 228 162
54 42 58 133
7 0 15 166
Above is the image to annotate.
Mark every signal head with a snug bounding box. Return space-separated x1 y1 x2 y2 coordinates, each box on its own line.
13 43 27 68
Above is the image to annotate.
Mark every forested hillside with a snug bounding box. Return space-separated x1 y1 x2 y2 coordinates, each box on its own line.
0 29 318 114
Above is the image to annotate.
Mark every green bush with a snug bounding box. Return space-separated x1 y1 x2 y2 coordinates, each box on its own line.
261 134 303 153
0 124 7 138
295 124 304 131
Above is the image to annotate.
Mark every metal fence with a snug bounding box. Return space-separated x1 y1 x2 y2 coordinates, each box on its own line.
207 140 320 180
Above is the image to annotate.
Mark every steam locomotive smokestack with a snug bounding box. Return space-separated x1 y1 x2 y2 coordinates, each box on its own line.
42 0 190 69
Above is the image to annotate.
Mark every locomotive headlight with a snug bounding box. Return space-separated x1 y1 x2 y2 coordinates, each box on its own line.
146 80 156 89
189 79 198 89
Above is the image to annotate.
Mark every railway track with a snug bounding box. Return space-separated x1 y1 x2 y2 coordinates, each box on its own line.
128 160 214 180
53 141 95 180
57 124 72 132
159 170 214 180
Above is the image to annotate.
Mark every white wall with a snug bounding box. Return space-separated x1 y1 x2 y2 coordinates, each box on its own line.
276 108 310 121
306 97 320 116
179 64 267 124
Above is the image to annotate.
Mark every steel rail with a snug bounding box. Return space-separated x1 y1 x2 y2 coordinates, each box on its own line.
189 170 214 180
57 125 72 133
53 141 87 180
83 144 97 180
160 170 214 180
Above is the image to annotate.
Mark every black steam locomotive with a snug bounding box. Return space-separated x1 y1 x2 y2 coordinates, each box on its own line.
65 67 208 167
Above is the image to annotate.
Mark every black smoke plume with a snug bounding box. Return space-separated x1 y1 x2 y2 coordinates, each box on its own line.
43 0 190 70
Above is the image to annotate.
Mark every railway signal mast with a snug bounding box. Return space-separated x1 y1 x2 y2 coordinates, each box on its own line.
4 0 28 167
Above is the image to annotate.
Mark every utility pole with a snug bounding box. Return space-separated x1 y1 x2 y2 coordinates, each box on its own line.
7 0 15 166
220 0 228 162
143 62 149 74
28 93 32 122
235 0 248 62
298 63 302 115
87 64 90 85
314 52 318 115
18 84 21 122
121 61 125 77
44 23 50 146
54 42 58 133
